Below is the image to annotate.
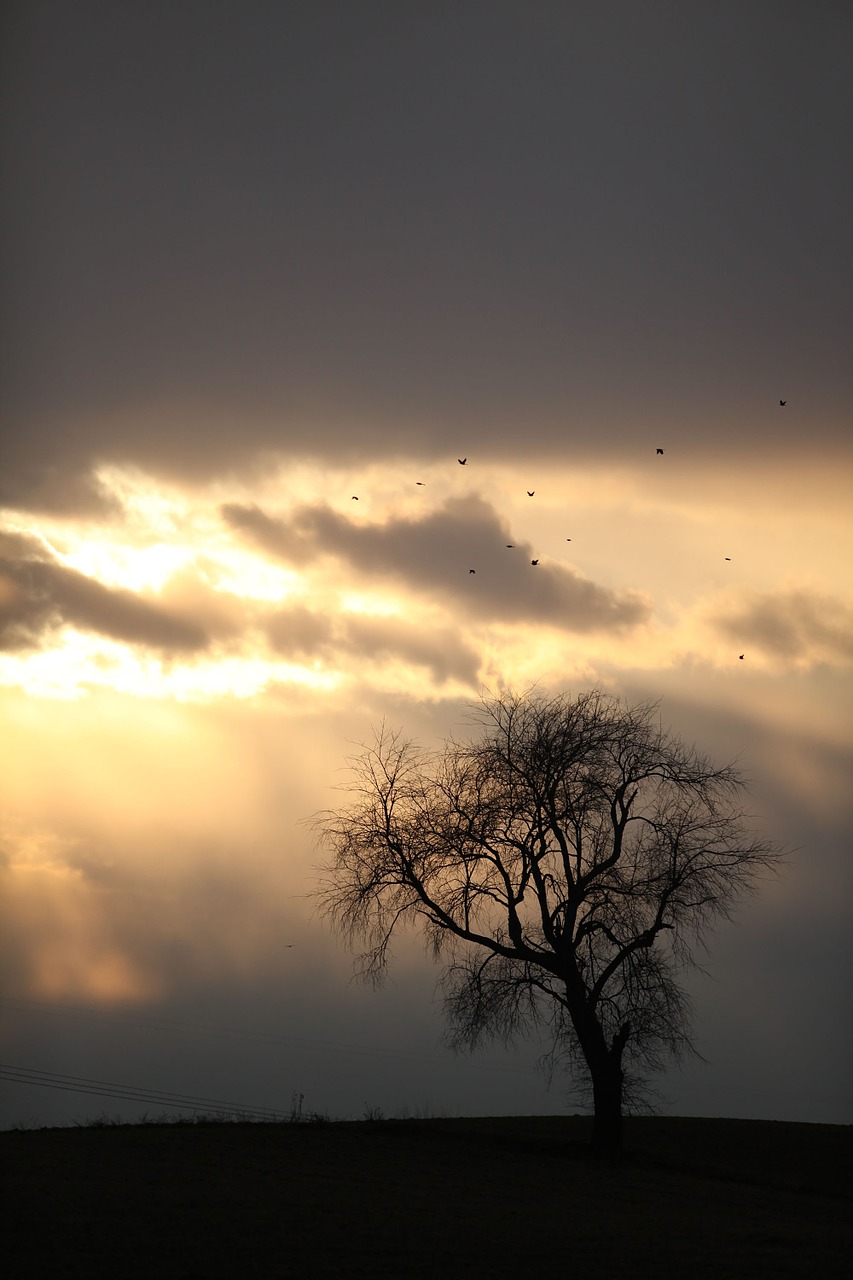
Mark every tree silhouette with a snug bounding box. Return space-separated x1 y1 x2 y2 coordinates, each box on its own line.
314 690 782 1156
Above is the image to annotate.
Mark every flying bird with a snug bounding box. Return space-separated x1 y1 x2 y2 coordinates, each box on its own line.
527 491 535 497
656 448 664 455
506 544 515 548
739 654 744 660
779 400 786 406
725 557 731 561
416 481 425 485
351 496 359 500
531 559 539 566
469 568 476 574
458 457 467 465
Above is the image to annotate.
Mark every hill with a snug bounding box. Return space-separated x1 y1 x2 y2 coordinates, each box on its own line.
3 1114 851 1278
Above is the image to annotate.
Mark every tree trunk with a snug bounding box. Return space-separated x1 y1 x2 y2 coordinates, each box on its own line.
591 1063 624 1158
565 985 628 1157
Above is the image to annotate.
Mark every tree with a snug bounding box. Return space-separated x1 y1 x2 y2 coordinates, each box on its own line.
314 689 782 1156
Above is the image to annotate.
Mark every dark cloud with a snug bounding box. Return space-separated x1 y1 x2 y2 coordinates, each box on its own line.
220 503 311 565
0 465 121 519
715 590 853 665
265 604 333 659
1 3 851 509
0 531 209 654
0 833 298 1009
266 605 480 685
226 495 649 633
345 615 479 685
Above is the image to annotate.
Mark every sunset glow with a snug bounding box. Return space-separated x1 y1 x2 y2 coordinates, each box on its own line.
2 2 850 1130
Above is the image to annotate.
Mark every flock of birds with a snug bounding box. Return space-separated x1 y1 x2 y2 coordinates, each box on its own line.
348 403 789 664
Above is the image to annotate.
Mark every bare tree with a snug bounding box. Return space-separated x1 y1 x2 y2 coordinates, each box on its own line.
313 690 783 1156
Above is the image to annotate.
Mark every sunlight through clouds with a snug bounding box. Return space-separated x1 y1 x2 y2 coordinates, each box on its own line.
338 592 401 617
204 553 302 603
3 457 851 705
2 0 851 1129
59 541 194 593
94 464 190 533
0 633 342 702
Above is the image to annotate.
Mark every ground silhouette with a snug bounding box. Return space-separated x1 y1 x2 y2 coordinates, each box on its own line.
4 1114 850 1279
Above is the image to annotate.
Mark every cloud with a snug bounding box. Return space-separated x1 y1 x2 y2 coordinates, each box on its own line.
225 496 649 634
2 0 850 522
345 615 479 685
0 463 121 519
0 832 298 1005
220 502 311 565
0 531 209 654
714 589 853 667
266 605 480 685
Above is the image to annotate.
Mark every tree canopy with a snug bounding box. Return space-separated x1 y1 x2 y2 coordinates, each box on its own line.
314 689 782 1154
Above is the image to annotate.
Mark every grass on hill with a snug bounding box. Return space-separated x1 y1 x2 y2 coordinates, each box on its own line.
3 1113 851 1279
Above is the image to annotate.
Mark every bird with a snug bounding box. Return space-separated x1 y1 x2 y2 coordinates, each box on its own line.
469 568 476 574
527 491 535 497
566 538 572 541
656 448 664 455
506 544 515 548
531 559 539 566
416 481 425 485
725 557 731 561
739 654 744 660
779 400 786 406
351 495 359 500
458 457 467 465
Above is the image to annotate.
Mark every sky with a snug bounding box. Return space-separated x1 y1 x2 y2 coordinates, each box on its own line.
1 0 851 1129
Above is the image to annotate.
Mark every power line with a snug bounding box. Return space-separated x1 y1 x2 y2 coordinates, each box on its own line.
0 994 537 1074
0 1063 290 1120
5 998 845 1114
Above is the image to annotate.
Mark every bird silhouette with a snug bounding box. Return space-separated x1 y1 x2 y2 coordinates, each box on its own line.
779 400 786 406
416 481 425 485
458 457 467 465
531 559 539 566
469 568 476 574
725 557 731 561
506 544 515 548
527 491 535 496
656 448 664 455
351 496 358 500
739 654 744 660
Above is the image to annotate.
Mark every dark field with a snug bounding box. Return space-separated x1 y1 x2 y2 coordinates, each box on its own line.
3 1115 851 1278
